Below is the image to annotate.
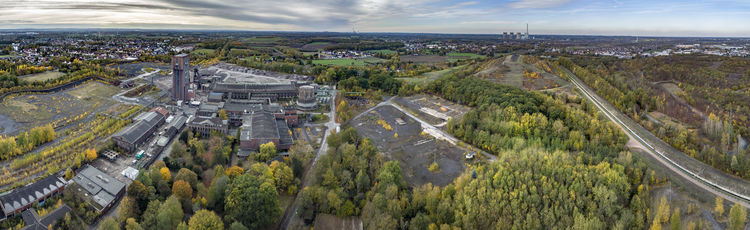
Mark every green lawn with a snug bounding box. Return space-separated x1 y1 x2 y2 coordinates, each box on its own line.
397 65 466 85
312 57 386 66
447 52 486 59
245 36 283 43
21 71 65 82
370 49 397 54
307 42 332 46
191 49 215 55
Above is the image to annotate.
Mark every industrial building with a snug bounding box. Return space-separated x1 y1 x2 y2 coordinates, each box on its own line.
187 116 228 136
172 54 190 101
239 111 294 155
70 165 126 214
0 175 66 217
296 85 317 110
211 76 299 102
112 111 166 153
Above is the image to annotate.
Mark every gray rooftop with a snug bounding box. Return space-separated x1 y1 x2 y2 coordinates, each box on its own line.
0 174 65 215
72 165 125 211
113 111 165 144
250 112 280 139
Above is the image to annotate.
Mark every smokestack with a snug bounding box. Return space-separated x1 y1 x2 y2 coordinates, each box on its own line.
526 23 529 37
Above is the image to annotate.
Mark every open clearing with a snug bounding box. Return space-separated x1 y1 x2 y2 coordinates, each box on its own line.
110 62 168 76
312 57 385 66
0 82 120 134
191 48 216 55
370 49 397 54
393 94 471 127
475 55 567 90
20 71 65 82
446 52 486 59
397 65 464 85
352 105 467 186
400 55 450 64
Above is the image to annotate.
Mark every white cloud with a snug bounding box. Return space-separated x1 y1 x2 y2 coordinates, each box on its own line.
507 0 573 9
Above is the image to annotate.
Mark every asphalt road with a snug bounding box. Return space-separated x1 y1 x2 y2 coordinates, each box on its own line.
565 68 750 208
280 86 338 229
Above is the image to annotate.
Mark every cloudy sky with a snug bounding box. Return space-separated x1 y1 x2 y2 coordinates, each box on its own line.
1 0 749 36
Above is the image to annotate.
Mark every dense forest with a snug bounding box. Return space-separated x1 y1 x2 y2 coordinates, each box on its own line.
297 65 663 229
556 55 750 179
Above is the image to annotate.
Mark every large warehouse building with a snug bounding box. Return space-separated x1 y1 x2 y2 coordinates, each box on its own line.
112 111 166 153
239 111 294 154
70 165 126 214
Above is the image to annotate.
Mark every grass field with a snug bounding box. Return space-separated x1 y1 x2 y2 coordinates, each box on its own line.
370 49 397 54
312 57 386 66
307 42 332 46
0 82 120 129
245 36 282 43
397 65 465 85
20 71 65 82
192 49 215 55
447 52 486 59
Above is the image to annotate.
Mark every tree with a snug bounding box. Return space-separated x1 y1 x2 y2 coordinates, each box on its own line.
270 161 294 192
670 208 680 230
125 218 144 230
225 173 281 229
157 196 184 230
188 209 224 230
175 168 199 188
127 180 150 210
715 196 725 217
160 167 172 182
172 180 193 202
118 196 140 224
728 204 747 230
85 148 97 162
100 217 120 230
207 175 229 212
225 166 244 180
257 142 277 162
657 196 670 223
218 109 228 120
64 168 74 180
228 222 248 230
141 200 162 229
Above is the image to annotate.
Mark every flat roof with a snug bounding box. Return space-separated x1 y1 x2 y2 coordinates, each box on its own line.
71 165 125 211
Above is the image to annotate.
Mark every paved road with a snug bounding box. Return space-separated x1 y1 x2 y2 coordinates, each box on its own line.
565 68 750 208
280 86 338 229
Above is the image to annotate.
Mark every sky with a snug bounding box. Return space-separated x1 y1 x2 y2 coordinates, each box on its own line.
0 0 749 37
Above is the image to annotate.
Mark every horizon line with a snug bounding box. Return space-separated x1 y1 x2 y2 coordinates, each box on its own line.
0 27 749 39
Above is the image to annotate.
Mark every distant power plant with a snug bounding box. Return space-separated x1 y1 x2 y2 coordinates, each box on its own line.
501 24 531 40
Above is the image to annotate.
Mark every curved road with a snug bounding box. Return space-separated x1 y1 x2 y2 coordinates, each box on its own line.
565 68 750 208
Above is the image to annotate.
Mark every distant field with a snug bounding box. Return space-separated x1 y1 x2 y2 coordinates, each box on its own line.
192 49 215 55
312 57 385 66
447 52 486 59
20 71 65 82
397 65 465 85
370 49 397 54
307 42 332 46
400 55 449 64
245 36 283 43
301 42 335 51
